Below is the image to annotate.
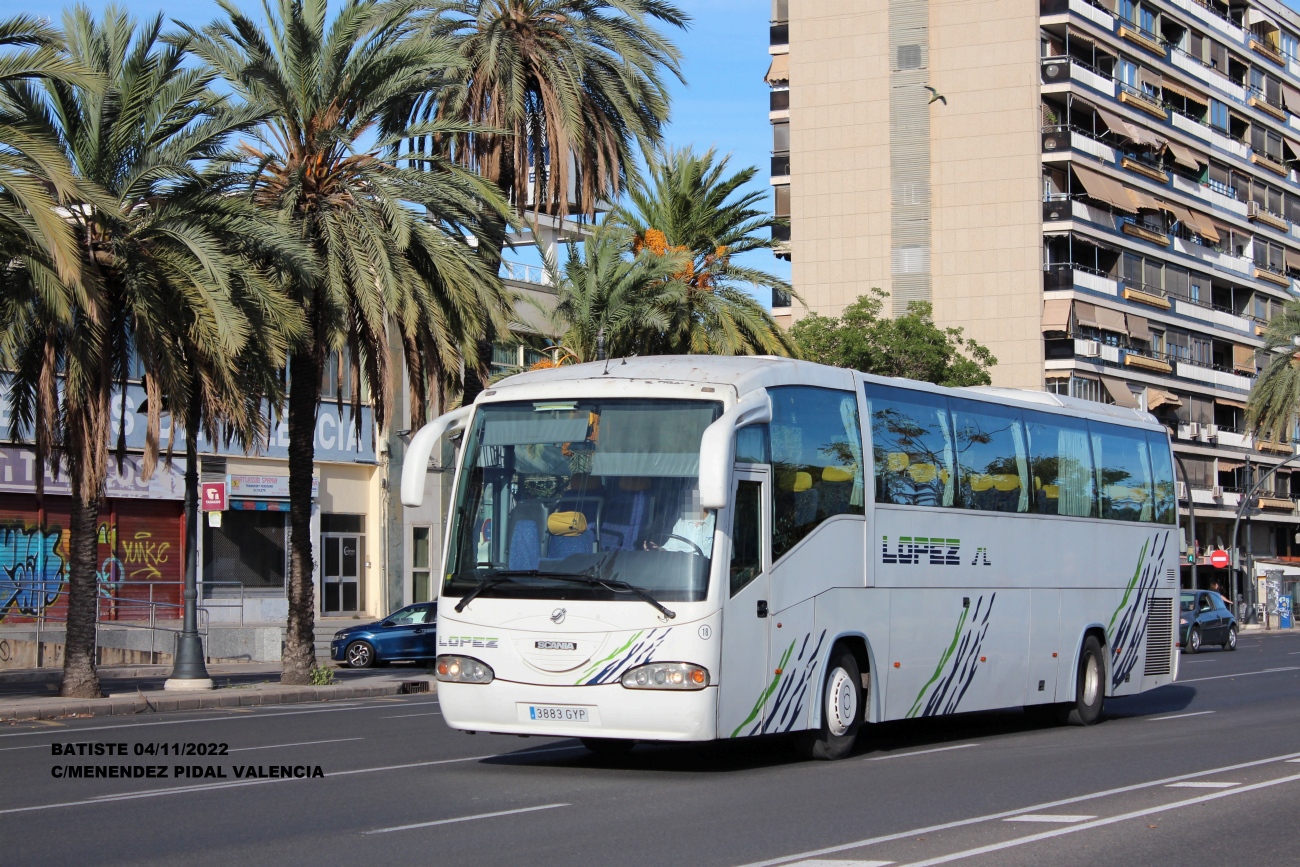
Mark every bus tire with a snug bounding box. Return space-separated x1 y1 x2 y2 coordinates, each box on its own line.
797 648 862 761
581 738 635 756
1065 635 1105 726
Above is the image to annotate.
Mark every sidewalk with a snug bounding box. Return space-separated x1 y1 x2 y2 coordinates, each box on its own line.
0 663 436 722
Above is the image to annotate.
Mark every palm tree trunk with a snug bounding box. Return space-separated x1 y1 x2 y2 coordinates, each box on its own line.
283 351 321 685
61 473 102 698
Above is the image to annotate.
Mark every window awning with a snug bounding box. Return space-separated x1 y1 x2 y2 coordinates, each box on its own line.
1042 298 1073 332
1159 78 1206 105
1146 389 1182 410
1070 164 1138 213
1102 376 1139 408
1216 397 1248 410
1094 106 1139 141
1127 313 1151 343
1126 123 1166 149
765 54 789 84
1162 200 1198 228
1127 186 1165 212
1233 344 1257 373
1137 67 1163 92
1074 300 1100 328
1044 370 1072 380
1245 8 1280 33
1218 458 1246 471
1165 140 1206 171
1096 305 1128 333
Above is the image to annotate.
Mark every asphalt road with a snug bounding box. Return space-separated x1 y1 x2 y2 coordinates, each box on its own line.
1 630 1298 867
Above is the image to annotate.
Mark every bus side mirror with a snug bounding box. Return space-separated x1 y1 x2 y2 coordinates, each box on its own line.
400 405 475 507
699 390 772 511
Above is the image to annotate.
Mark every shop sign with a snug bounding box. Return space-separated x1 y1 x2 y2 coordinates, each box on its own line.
229 475 318 499
201 482 227 511
0 446 185 500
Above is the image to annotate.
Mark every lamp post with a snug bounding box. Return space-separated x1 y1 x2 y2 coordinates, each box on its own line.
1172 454 1198 590
1228 450 1300 626
165 391 213 690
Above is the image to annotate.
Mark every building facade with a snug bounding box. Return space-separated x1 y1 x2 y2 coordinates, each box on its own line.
767 0 1300 603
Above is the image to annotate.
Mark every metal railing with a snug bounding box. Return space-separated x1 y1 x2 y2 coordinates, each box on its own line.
500 259 552 286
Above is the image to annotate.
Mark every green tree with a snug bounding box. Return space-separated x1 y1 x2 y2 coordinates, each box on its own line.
614 146 795 356
193 0 514 684
791 289 997 386
0 7 305 697
1246 302 1300 443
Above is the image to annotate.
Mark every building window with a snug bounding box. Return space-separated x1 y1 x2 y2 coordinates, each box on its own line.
1070 376 1103 404
412 525 433 603
772 120 789 153
774 184 790 218
1209 99 1229 131
203 510 287 590
1283 30 1299 62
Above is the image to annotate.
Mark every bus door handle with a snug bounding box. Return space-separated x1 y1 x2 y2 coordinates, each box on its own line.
757 600 768 618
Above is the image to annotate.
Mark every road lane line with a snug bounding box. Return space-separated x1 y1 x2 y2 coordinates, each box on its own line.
1178 666 1300 683
1149 711 1215 721
0 744 46 752
363 803 570 834
1002 815 1094 823
868 745 977 761
380 712 443 719
1166 781 1237 788
895 772 1300 866
786 861 895 866
229 738 364 752
730 749 1300 867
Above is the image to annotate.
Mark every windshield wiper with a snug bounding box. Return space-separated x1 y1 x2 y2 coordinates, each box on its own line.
453 569 592 613
454 567 676 620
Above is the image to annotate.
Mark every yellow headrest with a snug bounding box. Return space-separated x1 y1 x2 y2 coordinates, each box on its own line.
969 473 993 492
617 476 651 491
1043 484 1060 499
547 511 588 536
886 452 909 472
991 474 1021 492
822 465 855 483
907 463 937 484
792 472 813 492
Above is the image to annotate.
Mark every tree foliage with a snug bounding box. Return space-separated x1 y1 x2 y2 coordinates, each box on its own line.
1246 301 1300 443
790 289 996 386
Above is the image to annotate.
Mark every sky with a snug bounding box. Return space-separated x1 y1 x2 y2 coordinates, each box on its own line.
26 0 790 291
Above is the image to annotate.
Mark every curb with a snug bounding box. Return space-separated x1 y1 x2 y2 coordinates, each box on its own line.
0 680 415 722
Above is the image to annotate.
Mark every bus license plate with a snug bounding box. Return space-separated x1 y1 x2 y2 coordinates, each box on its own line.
523 704 590 723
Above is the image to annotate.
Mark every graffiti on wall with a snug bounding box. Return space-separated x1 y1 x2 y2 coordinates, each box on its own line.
0 521 67 619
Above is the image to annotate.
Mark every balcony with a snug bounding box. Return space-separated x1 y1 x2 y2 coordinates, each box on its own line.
1258 496 1294 509
770 23 788 47
772 287 791 308
1125 352 1173 373
1123 285 1173 308
1121 221 1171 246
1118 85 1168 119
1042 126 1118 163
501 259 553 287
772 223 790 243
1250 37 1285 67
1040 56 1116 96
1118 23 1166 57
771 153 790 178
1209 128 1249 159
770 90 789 111
1247 201 1290 233
1254 266 1291 287
1250 152 1289 176
1175 361 1254 391
1120 155 1168 183
1247 91 1286 121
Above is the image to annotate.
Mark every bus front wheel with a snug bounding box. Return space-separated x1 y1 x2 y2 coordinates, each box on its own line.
1065 635 1105 726
797 647 862 760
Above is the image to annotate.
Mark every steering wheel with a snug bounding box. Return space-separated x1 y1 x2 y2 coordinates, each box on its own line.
665 534 705 557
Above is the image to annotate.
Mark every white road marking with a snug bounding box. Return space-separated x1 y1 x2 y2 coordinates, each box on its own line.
731 750 1300 867
364 803 569 834
1002 814 1094 823
1166 781 1238 788
785 861 895 867
229 738 364 752
1149 711 1215 721
894 772 1300 866
380 712 443 719
868 744 977 761
0 699 441 738
0 744 46 752
0 743 585 815
1178 666 1300 683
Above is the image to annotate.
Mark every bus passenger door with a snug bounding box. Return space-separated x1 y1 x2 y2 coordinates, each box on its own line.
718 467 772 739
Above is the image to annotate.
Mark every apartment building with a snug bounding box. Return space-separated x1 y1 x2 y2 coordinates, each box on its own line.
766 0 1300 600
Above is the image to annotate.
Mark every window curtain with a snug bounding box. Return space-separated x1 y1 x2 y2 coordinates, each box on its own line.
839 396 864 507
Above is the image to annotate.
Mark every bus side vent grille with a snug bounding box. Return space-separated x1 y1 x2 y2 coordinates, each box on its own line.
1166 568 1176 586
1144 598 1174 677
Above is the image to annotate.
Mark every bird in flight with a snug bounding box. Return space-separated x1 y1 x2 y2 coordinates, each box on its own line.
925 86 947 105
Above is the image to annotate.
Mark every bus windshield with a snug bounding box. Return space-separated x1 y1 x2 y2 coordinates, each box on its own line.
444 398 723 604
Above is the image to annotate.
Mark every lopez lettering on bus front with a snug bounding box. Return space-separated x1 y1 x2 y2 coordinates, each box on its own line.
879 536 989 566
438 636 499 649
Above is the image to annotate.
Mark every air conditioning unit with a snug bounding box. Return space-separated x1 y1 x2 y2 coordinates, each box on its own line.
1248 201 1261 218
1177 481 1189 500
1188 422 1201 437
1212 485 1224 499
1204 424 1219 440
1079 340 1102 357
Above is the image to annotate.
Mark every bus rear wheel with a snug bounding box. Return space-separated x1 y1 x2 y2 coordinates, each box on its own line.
797 647 862 761
1065 635 1105 726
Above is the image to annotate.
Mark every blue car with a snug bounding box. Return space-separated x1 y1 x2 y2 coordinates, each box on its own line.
331 602 438 668
1179 590 1237 654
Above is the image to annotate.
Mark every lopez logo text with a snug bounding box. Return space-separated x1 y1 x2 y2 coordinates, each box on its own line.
881 535 961 565
535 640 577 651
438 636 499 649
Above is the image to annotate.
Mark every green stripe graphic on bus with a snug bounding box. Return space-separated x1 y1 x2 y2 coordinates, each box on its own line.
906 594 996 718
1107 532 1170 690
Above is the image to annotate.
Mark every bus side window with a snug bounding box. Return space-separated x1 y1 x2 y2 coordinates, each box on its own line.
735 424 770 464
1025 412 1096 518
1090 422 1156 522
1146 432 1177 525
731 480 763 596
950 398 1030 513
865 384 954 509
769 387 865 560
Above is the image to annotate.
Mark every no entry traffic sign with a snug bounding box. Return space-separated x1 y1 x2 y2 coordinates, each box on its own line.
1209 549 1231 569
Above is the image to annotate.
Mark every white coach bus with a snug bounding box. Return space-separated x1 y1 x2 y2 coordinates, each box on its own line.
400 357 1179 759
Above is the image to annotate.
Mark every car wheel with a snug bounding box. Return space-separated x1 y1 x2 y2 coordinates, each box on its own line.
796 646 862 760
1065 635 1105 726
581 738 635 756
345 640 376 669
1187 626 1201 655
1223 625 1237 651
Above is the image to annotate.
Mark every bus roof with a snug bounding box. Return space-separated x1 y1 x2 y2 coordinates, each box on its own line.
487 356 1163 430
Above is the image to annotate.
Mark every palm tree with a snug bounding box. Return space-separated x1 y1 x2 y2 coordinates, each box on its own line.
0 7 305 698
422 0 688 225
192 0 515 684
614 145 796 357
1246 302 1300 444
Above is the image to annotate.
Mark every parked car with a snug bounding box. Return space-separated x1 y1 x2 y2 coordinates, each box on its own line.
1179 590 1237 654
331 602 438 668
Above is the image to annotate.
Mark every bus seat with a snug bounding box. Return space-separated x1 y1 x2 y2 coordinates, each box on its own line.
548 528 595 559
508 520 541 571
602 487 648 551
547 510 588 536
991 474 1020 491
822 465 856 483
792 472 813 492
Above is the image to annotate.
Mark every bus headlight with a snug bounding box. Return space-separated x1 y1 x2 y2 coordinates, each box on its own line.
436 655 494 684
621 662 709 690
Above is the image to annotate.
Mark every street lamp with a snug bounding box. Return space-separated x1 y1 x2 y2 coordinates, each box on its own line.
1228 450 1300 626
164 391 213 691
1172 454 1198 590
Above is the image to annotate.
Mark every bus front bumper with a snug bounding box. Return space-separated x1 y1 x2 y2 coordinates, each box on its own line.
437 681 718 741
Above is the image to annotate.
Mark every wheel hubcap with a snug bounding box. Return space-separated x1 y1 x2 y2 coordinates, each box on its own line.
349 645 369 665
1191 630 1200 651
1082 654 1100 707
1228 630 1236 648
825 666 858 737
